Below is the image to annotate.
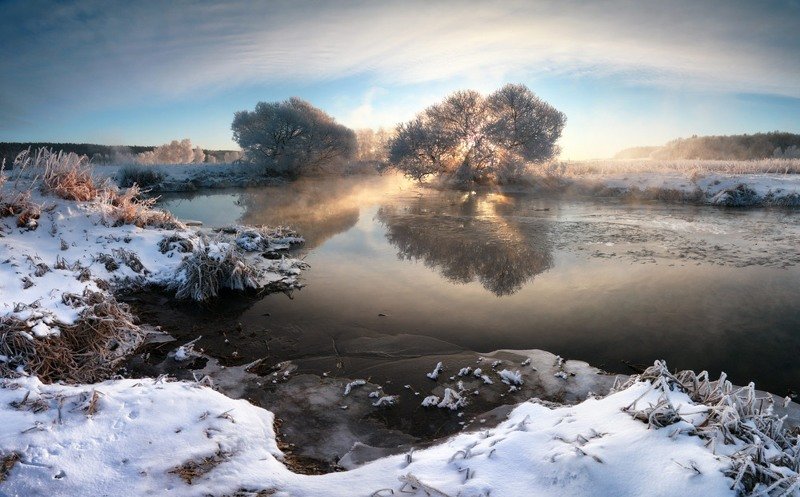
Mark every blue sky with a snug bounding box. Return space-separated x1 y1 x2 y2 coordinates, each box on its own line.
1 0 799 159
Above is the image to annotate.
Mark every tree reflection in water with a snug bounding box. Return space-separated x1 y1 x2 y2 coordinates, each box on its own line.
377 192 553 296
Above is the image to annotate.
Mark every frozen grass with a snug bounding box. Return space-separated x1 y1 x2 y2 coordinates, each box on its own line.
519 158 800 207
117 164 165 188
616 362 800 496
95 184 181 229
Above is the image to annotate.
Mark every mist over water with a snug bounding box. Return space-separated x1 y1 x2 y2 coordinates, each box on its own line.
155 175 800 396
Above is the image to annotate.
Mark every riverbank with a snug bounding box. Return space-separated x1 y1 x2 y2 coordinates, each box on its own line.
3 158 800 496
3 359 800 496
0 154 306 381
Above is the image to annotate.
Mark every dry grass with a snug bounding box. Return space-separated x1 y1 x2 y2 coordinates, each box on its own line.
9 147 182 229
159 233 194 254
0 189 41 229
14 148 102 202
0 290 144 383
0 452 20 482
96 185 182 229
170 448 230 484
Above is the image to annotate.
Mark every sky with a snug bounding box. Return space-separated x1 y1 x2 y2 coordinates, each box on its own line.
1 0 799 159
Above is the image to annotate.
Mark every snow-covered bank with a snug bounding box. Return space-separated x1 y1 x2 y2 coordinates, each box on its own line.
0 155 306 380
108 162 285 192
2 362 799 497
533 165 800 207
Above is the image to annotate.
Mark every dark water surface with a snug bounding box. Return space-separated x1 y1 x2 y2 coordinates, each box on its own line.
152 175 800 397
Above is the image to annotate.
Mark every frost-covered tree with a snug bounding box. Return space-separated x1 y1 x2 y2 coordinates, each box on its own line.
231 98 357 177
388 84 566 183
774 145 800 159
355 127 392 162
136 139 206 165
222 151 242 163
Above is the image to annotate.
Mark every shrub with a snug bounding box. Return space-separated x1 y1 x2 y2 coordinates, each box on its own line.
95 185 181 229
136 139 205 165
117 165 164 189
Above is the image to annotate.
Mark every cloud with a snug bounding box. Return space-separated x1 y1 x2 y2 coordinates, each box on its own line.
1 0 799 120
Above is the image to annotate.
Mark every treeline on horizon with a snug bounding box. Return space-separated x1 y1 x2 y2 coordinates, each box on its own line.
614 132 800 160
0 142 240 166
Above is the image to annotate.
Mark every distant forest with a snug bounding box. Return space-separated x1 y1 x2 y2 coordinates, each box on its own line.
0 142 239 166
614 132 800 160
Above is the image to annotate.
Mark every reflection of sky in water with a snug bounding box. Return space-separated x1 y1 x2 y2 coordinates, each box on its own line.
158 191 245 227
156 177 800 395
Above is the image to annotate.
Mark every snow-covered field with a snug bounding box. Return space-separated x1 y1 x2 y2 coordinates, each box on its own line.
2 362 799 497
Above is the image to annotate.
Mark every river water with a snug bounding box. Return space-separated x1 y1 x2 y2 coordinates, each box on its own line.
151 174 800 398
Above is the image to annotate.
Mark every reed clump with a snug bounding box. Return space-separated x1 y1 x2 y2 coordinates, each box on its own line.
0 290 143 383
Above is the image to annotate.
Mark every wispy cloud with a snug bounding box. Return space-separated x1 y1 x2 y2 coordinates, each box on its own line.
2 0 798 115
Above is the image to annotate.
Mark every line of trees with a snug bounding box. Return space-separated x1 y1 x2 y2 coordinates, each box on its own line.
232 84 566 184
136 139 205 164
0 142 241 166
614 132 800 160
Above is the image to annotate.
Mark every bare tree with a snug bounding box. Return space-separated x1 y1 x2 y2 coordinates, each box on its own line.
388 84 566 183
232 98 357 178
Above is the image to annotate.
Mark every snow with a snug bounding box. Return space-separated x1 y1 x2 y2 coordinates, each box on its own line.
372 395 398 407
0 374 757 497
499 369 523 386
426 361 444 380
343 379 366 396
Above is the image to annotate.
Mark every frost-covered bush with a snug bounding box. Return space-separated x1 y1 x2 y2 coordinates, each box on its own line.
94 185 181 229
0 290 143 383
117 165 164 188
618 361 800 496
16 147 101 202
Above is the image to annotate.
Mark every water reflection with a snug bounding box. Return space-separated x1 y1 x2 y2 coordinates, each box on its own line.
237 181 361 250
377 192 553 296
160 176 412 249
